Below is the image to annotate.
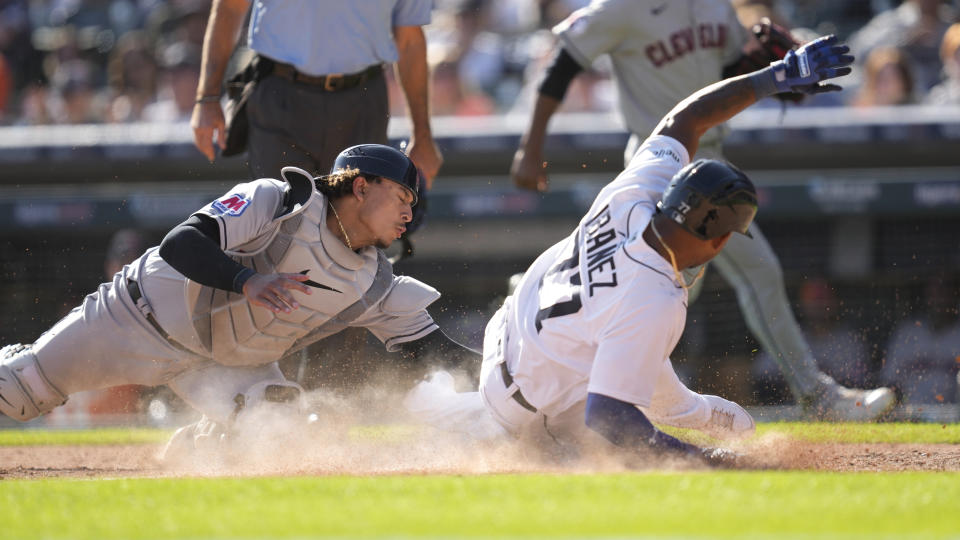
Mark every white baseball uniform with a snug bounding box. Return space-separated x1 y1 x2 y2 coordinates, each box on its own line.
553 0 834 401
480 135 743 442
19 171 440 424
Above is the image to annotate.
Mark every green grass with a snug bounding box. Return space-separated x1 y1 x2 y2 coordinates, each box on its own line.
2 423 958 539
2 472 958 539
754 421 960 444
0 427 170 446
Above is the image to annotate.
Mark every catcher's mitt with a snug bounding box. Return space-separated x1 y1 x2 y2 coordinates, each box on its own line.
723 17 805 102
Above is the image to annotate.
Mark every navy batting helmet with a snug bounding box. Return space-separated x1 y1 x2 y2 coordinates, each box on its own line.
331 144 420 205
656 159 758 240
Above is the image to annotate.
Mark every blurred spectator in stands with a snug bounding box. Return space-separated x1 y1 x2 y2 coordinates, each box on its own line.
48 58 106 123
507 29 615 117
732 0 793 28
0 0 47 92
849 0 956 92
883 272 960 405
925 22 960 105
0 53 10 120
16 86 52 125
148 0 211 49
752 278 871 404
537 0 589 29
423 0 542 113
429 58 496 116
105 30 159 122
850 46 917 106
142 40 199 122
774 1 885 41
1 0 46 123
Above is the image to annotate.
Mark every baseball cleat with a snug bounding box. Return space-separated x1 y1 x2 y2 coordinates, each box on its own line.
701 395 756 440
805 385 896 422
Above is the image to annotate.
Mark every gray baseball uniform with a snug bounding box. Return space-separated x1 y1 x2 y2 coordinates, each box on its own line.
2 169 440 424
555 0 747 160
554 0 831 400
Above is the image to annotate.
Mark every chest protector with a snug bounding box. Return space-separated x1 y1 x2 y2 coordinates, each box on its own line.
185 169 393 366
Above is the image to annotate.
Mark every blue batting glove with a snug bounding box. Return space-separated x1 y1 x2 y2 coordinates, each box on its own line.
769 35 854 94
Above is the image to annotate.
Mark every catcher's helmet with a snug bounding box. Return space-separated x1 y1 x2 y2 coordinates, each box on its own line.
331 144 420 205
656 159 758 240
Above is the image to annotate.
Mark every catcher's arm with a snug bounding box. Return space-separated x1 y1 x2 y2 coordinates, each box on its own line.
393 329 482 389
722 17 805 102
159 214 310 314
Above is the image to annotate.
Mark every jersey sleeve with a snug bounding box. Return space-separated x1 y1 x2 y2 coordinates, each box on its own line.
586 286 686 407
721 3 751 66
355 275 440 351
392 0 431 27
193 179 284 251
609 135 690 205
553 0 634 68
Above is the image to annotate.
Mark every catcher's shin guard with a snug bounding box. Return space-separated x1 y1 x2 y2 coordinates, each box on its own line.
0 344 68 421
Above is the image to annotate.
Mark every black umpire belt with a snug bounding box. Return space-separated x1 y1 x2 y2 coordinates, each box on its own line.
501 362 537 413
127 279 194 354
272 62 382 91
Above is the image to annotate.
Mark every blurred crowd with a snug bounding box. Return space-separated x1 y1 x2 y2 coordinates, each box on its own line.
2 0 960 127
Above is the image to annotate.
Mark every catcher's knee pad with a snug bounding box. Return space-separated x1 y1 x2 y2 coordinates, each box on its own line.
0 344 68 421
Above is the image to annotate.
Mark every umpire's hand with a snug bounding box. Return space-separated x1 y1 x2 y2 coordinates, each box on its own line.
242 273 312 314
192 101 226 162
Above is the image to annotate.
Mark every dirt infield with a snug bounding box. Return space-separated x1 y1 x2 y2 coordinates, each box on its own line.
2 438 958 479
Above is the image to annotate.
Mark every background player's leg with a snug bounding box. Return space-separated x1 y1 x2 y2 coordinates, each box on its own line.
711 225 895 420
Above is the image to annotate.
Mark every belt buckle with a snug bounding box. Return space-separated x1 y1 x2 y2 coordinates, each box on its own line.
323 73 343 91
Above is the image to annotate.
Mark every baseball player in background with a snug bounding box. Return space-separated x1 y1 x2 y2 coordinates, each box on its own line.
510 0 895 421
0 144 479 453
476 35 856 464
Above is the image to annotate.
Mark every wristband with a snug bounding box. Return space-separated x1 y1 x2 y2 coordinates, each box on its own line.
195 95 221 104
747 67 781 99
233 267 256 293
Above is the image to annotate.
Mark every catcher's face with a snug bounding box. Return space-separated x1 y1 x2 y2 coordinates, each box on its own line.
356 177 414 249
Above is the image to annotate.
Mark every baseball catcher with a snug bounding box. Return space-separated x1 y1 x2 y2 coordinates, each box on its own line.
0 144 479 455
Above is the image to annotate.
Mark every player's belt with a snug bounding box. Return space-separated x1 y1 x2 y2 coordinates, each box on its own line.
271 62 383 91
126 279 195 355
500 362 537 413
